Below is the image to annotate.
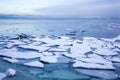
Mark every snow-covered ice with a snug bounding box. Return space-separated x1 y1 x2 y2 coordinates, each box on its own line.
0 49 43 59
0 73 6 80
19 44 50 52
73 60 115 70
3 57 19 63
5 68 16 77
40 55 60 63
0 34 120 71
94 48 118 56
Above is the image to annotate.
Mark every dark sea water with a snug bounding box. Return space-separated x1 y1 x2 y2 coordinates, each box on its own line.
0 19 120 80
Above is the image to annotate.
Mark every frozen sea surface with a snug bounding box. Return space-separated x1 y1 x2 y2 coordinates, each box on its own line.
0 19 120 80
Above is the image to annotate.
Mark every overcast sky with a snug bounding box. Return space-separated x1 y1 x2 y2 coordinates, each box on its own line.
0 0 120 18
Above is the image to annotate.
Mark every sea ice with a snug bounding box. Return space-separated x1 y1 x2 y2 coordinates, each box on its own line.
19 44 50 52
5 68 16 77
70 42 91 54
94 48 118 56
63 52 86 59
3 57 19 63
0 50 43 59
73 60 115 70
0 73 6 80
40 55 60 63
76 57 112 65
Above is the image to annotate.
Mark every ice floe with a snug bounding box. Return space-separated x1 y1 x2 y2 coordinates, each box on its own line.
76 57 112 65
94 48 118 56
70 41 91 54
0 73 6 80
0 34 120 71
19 44 50 52
0 49 43 59
2 57 19 63
40 55 60 63
73 60 115 70
23 61 44 68
0 68 16 80
5 68 16 77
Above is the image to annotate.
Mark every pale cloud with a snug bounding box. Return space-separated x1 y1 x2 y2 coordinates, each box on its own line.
0 0 120 17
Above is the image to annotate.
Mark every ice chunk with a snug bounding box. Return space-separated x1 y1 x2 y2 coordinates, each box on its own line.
87 54 104 59
70 41 91 54
3 57 19 63
83 37 106 48
48 48 67 52
41 52 53 56
63 52 86 59
40 55 71 63
94 48 118 56
76 57 112 65
23 61 44 68
40 55 59 63
112 56 120 63
73 60 115 70
74 69 117 79
5 68 16 77
5 40 26 48
0 50 43 59
0 73 6 80
19 44 50 52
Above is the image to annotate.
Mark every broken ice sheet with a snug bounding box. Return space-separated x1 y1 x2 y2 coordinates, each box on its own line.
0 49 43 59
2 57 19 64
94 48 118 56
40 55 71 63
73 60 115 70
19 44 50 52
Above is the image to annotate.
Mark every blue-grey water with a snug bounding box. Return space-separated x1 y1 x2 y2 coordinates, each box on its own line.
0 19 120 80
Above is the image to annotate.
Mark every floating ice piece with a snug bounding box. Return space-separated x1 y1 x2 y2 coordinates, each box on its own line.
70 41 91 54
19 44 50 52
3 57 19 63
40 55 71 63
0 73 6 80
76 57 112 65
23 61 44 68
5 40 26 48
41 52 53 56
48 48 67 52
94 48 118 56
33 36 72 46
0 50 43 59
83 37 106 48
40 55 60 63
33 36 54 43
63 52 86 59
5 68 16 77
74 69 117 79
112 56 120 63
73 60 115 70
87 54 104 59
